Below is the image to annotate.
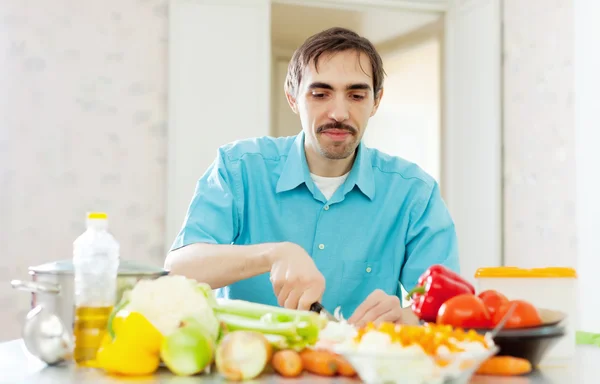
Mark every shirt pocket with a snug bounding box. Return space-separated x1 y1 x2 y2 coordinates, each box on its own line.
338 259 398 317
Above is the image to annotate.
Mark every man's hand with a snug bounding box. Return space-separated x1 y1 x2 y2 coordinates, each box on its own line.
348 289 418 327
268 242 326 311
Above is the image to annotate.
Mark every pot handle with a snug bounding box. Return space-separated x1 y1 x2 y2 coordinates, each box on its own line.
11 280 61 295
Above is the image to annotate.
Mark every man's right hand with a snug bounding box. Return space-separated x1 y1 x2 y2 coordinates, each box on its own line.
268 242 325 311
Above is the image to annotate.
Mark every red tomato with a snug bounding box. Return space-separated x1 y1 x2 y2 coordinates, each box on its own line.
436 294 492 329
493 300 543 329
478 290 510 320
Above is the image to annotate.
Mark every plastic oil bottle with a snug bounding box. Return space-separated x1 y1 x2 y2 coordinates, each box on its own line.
72 212 120 366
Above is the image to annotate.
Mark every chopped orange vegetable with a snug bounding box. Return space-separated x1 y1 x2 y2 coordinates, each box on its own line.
476 356 532 376
354 322 489 358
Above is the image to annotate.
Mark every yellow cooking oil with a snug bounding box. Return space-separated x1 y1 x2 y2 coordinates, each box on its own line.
73 305 113 366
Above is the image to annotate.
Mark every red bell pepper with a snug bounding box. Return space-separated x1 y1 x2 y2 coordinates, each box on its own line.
406 264 475 323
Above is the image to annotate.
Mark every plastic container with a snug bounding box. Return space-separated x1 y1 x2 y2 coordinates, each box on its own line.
72 212 120 365
336 345 498 384
474 267 577 365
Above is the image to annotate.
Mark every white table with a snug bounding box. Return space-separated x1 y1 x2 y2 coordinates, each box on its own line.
0 339 593 383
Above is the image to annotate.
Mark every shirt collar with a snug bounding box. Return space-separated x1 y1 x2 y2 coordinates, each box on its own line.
342 139 375 200
276 132 311 194
276 131 375 200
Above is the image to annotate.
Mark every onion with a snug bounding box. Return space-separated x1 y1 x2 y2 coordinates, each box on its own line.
215 331 272 381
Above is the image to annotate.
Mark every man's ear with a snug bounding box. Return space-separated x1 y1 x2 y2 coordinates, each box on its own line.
370 88 384 117
286 91 299 114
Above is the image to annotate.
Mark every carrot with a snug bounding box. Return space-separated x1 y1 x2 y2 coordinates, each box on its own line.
271 350 303 378
476 356 532 376
299 349 338 376
333 354 356 377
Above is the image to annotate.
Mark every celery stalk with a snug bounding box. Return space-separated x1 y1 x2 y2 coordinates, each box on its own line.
295 321 321 344
217 313 301 338
214 299 327 328
213 299 328 348
262 334 290 350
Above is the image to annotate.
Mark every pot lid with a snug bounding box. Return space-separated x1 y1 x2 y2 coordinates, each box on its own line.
29 259 168 276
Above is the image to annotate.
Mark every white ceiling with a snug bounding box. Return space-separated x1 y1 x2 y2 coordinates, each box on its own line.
271 3 442 50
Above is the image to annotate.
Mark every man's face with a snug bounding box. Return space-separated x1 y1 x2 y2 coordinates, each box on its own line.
287 50 382 160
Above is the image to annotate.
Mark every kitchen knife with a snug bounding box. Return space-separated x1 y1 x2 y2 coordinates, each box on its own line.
310 302 338 322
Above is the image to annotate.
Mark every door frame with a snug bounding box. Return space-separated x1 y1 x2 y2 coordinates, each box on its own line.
272 0 448 12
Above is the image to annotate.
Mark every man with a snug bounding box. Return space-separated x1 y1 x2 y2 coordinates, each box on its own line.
165 27 459 327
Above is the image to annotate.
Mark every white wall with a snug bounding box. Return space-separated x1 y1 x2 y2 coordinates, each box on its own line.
502 0 600 331
0 0 169 341
503 0 576 268
363 37 441 182
573 0 600 332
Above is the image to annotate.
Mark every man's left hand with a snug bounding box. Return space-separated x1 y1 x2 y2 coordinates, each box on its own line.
348 289 418 328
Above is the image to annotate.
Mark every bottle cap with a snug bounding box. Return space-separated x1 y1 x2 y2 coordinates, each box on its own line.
87 212 108 220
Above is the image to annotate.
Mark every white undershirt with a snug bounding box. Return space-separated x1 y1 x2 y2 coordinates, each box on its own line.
310 172 350 200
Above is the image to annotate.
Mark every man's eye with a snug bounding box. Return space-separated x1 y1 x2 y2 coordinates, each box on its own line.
351 94 365 100
311 92 326 98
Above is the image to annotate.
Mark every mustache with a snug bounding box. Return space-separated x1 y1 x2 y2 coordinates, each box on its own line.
316 122 357 134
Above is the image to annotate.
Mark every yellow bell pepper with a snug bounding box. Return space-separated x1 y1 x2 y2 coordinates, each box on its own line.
96 311 163 376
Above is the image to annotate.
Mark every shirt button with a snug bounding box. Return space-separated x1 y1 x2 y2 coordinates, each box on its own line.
324 205 329 211
366 267 372 273
318 244 325 250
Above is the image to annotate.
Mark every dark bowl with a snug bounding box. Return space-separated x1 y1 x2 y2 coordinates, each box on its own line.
477 325 566 367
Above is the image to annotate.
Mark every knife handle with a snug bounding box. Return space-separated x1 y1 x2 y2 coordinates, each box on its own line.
310 302 325 313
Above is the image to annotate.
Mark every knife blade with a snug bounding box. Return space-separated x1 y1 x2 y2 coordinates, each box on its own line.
309 302 338 322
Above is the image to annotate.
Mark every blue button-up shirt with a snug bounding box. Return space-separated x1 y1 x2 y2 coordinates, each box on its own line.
171 132 459 318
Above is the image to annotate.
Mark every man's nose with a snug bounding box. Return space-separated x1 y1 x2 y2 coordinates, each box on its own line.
328 97 349 122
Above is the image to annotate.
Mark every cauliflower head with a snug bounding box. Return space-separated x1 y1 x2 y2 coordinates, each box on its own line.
120 275 220 339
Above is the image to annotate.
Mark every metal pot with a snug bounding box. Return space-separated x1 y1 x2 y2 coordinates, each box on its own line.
11 259 168 330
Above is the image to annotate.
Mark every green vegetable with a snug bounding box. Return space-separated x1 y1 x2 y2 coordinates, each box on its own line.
576 331 600 347
213 299 328 351
160 316 216 376
102 275 331 380
111 276 328 362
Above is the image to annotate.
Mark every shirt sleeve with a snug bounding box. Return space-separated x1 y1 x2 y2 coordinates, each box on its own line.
400 181 460 291
170 147 241 251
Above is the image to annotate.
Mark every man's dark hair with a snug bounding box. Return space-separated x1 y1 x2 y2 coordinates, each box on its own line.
285 27 386 99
